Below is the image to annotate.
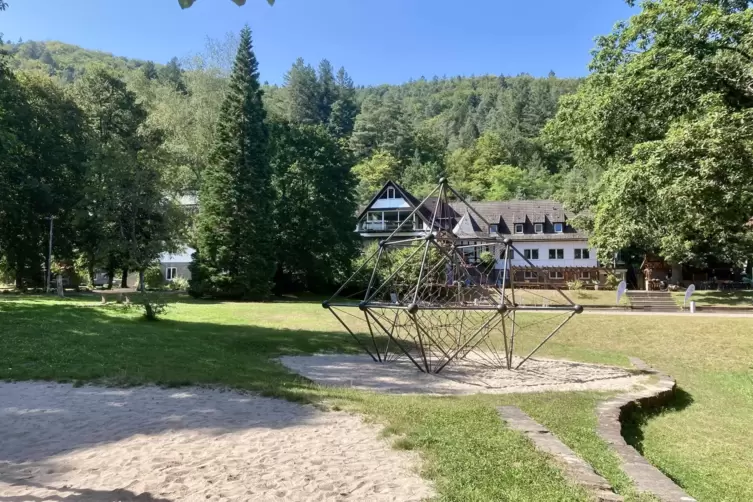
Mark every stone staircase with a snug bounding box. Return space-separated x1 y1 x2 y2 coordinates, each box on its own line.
625 291 680 312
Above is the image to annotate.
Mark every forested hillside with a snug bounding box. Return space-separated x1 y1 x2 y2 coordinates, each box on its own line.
1 0 750 295
3 38 580 202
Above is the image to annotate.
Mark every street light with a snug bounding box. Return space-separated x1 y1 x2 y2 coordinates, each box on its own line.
45 215 55 293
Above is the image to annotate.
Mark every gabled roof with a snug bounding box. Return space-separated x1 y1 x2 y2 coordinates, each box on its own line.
356 182 587 240
357 180 460 231
448 200 587 239
453 213 484 238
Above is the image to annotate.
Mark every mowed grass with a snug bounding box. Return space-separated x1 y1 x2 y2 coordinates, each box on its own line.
1 297 751 501
671 289 753 308
512 288 629 306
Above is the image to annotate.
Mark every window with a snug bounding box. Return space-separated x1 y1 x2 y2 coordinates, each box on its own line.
553 222 564 233
524 271 538 280
579 271 591 280
549 249 564 260
524 249 539 260
549 271 564 280
514 223 524 234
489 224 498 235
386 187 396 199
166 267 177 280
574 248 591 260
534 223 543 234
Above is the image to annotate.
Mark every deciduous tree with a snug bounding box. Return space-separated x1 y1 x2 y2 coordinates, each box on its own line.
547 0 753 265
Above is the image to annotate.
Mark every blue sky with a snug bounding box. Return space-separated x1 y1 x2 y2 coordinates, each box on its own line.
2 0 636 85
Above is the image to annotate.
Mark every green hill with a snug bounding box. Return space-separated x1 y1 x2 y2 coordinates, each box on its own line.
1 39 160 82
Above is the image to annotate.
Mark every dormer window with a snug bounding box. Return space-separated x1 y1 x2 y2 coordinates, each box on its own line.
553 223 564 233
489 224 498 235
514 224 524 234
386 187 396 199
534 223 543 234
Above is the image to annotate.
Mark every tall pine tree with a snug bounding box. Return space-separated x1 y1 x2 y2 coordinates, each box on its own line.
317 59 336 124
190 26 275 300
284 58 320 125
327 67 358 139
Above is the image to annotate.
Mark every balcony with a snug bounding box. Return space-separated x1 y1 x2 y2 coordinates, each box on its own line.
359 220 424 232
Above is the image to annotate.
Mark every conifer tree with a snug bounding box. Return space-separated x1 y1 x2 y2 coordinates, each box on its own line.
283 58 320 125
190 25 275 299
327 67 358 138
317 59 336 123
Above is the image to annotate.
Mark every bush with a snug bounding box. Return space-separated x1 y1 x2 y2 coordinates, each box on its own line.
567 279 584 291
168 276 189 291
479 251 495 266
127 292 169 321
136 266 165 290
604 274 620 291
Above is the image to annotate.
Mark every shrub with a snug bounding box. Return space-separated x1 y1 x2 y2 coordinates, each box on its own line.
479 251 495 267
136 266 165 290
126 292 169 321
604 274 620 291
567 279 584 291
168 276 189 291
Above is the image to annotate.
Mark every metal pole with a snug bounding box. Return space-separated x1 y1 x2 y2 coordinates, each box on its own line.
366 308 425 372
328 308 378 362
46 216 54 294
515 312 577 370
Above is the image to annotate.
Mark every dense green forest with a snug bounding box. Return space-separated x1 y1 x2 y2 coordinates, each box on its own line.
1 38 580 202
1 0 751 298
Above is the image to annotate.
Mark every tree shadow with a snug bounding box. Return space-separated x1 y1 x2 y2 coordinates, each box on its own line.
0 299 401 463
0 476 171 501
620 387 694 455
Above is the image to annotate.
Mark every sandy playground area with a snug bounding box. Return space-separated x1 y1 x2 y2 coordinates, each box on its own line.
0 382 433 501
280 353 650 395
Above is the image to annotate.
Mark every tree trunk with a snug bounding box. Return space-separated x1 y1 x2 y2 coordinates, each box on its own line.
139 269 145 293
106 264 115 289
56 273 64 297
87 263 95 289
670 262 683 285
14 260 23 290
120 268 129 288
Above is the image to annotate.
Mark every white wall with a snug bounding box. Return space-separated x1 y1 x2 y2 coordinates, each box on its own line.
499 240 597 269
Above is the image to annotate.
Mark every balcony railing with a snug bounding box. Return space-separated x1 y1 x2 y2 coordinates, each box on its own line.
359 221 423 232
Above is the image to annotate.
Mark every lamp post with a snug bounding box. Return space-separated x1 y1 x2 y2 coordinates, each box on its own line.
45 216 55 293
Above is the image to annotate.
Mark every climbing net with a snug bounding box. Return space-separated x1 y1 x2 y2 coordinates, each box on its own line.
324 180 583 374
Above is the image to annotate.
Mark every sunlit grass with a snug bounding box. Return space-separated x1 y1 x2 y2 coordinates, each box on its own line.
671 289 753 308
1 296 751 501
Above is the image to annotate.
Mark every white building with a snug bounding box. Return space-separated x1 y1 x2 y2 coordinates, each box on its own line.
356 181 624 286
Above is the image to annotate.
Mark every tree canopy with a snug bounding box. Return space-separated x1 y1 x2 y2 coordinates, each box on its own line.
178 0 274 8
547 0 753 265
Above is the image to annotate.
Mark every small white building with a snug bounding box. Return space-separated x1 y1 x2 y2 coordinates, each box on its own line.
159 247 195 283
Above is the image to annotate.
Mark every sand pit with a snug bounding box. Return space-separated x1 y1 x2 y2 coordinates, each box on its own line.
280 353 650 395
0 382 433 501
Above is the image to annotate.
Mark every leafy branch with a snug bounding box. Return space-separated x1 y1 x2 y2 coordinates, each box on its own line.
178 0 275 8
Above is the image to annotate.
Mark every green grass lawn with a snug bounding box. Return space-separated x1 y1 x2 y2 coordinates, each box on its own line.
671 289 753 308
1 296 751 501
512 288 629 306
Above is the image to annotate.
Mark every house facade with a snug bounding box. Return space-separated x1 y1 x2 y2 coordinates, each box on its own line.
357 181 624 287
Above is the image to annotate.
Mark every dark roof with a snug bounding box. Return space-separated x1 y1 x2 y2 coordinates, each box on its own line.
449 200 586 239
357 182 588 239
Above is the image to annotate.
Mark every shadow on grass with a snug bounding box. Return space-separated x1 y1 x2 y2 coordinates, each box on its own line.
621 387 694 456
0 298 407 404
0 299 405 470
687 291 753 307
0 476 172 502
